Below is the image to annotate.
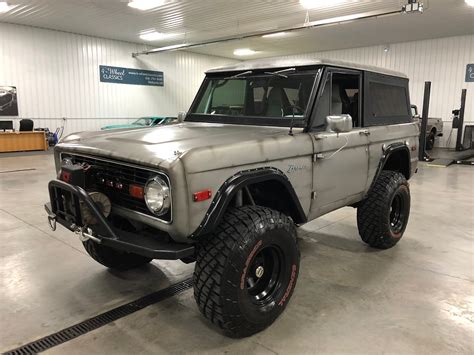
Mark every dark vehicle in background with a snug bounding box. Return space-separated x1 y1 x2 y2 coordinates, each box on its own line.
101 116 177 130
411 104 443 150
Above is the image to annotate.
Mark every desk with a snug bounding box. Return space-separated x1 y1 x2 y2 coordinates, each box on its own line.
0 131 48 153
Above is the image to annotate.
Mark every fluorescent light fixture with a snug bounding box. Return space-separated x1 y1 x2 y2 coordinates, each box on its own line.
233 48 258 56
0 1 15 13
262 32 287 38
306 12 372 27
128 0 165 11
139 30 175 41
465 0 474 6
155 43 187 51
300 0 346 9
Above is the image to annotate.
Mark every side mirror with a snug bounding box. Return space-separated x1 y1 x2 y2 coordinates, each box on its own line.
326 114 352 134
414 114 421 119
177 111 187 123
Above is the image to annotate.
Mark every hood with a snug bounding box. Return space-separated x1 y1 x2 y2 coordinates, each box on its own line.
58 122 290 170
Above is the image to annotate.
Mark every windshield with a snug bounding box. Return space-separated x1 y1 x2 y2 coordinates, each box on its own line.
188 69 318 126
132 117 154 126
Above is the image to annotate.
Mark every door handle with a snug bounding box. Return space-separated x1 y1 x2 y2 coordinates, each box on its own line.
359 130 370 136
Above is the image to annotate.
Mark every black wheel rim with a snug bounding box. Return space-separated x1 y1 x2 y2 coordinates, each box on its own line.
389 192 406 234
246 246 283 309
428 135 435 147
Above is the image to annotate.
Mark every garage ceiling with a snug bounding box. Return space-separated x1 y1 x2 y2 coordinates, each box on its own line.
1 0 473 59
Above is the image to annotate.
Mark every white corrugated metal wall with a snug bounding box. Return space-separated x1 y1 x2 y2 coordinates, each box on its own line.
0 22 235 135
1 21 472 147
280 34 473 148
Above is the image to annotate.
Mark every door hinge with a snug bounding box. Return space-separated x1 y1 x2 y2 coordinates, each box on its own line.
313 153 324 162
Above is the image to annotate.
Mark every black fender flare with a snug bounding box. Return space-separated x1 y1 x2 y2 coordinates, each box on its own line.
190 167 307 238
370 142 411 190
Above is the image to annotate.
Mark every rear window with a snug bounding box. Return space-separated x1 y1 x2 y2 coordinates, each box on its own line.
364 72 411 126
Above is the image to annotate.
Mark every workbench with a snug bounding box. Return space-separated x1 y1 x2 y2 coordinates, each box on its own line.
0 131 48 153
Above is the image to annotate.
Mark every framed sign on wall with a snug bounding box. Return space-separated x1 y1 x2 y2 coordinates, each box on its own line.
100 65 164 86
466 64 474 83
0 86 18 116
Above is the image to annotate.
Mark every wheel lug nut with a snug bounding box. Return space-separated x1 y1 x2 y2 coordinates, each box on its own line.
255 266 264 278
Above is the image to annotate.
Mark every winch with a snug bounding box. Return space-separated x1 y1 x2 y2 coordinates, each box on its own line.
80 191 111 225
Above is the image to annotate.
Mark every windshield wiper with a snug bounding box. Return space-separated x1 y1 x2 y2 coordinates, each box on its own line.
264 67 296 79
224 70 253 80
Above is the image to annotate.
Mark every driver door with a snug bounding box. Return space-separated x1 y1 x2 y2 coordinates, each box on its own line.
308 69 370 220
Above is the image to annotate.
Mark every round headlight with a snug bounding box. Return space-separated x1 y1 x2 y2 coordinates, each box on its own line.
144 176 171 216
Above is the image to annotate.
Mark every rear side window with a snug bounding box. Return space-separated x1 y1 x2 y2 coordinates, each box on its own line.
369 82 409 117
364 72 411 126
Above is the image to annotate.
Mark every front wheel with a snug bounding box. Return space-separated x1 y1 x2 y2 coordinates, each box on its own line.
357 171 411 249
193 206 300 338
82 240 152 270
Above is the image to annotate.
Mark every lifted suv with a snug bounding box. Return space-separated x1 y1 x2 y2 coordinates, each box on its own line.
45 59 419 338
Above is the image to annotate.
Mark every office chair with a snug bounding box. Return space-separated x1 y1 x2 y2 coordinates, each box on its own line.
19 119 34 132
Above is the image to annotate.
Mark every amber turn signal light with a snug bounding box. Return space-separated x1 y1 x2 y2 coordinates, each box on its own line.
129 184 145 199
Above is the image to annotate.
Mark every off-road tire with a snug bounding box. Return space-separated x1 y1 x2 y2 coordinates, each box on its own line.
193 206 300 338
357 171 410 249
426 131 435 150
82 240 152 270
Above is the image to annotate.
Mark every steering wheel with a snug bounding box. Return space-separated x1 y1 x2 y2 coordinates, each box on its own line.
284 104 305 117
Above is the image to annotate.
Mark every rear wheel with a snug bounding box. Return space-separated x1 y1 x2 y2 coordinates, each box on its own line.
193 206 300 338
357 171 411 249
82 240 152 270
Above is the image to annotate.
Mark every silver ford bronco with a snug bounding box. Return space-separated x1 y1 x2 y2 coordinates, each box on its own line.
45 59 419 338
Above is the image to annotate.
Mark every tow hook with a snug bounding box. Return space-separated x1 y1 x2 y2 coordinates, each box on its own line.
48 216 57 231
75 227 101 243
44 203 57 231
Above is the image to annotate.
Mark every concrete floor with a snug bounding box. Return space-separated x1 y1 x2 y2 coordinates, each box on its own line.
0 153 473 354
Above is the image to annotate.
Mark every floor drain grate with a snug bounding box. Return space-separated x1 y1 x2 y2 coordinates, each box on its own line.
3 278 193 355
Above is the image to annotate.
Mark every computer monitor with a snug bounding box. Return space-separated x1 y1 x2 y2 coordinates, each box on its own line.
0 120 14 132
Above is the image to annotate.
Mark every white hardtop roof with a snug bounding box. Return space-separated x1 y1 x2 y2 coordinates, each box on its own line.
206 58 408 78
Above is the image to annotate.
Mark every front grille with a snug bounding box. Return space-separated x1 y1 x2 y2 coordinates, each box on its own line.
67 154 171 222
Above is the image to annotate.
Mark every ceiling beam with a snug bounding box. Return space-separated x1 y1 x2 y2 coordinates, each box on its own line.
132 8 406 57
